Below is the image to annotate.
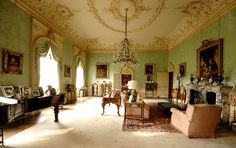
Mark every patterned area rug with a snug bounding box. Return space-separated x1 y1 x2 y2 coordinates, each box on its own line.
122 108 179 133
122 118 179 133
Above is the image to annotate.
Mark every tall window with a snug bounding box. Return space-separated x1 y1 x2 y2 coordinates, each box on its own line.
39 47 59 91
76 61 84 90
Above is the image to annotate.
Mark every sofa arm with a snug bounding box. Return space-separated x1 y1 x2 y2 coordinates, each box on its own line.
170 108 190 121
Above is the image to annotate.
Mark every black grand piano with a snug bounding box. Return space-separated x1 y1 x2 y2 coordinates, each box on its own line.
0 93 65 126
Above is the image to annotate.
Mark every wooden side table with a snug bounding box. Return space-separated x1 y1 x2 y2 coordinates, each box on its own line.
101 97 121 116
123 102 144 125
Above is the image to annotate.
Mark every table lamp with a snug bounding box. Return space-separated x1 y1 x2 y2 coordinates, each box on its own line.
127 80 139 102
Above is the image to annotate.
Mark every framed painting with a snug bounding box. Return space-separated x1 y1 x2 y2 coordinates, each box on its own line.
179 62 186 77
197 39 223 80
96 63 108 78
0 86 15 98
145 64 155 75
121 74 132 86
2 49 23 74
64 65 71 77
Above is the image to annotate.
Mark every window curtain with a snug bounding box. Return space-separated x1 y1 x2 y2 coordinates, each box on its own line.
51 43 62 91
35 40 62 90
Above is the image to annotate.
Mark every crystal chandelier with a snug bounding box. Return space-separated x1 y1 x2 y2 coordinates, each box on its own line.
113 8 138 67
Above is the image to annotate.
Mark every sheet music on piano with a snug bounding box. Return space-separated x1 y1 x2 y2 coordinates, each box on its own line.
0 96 18 105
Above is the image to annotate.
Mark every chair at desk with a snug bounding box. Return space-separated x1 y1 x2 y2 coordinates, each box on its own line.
0 127 4 146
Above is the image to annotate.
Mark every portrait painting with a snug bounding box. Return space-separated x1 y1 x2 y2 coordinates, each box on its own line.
64 65 71 77
96 63 108 78
179 62 186 77
145 64 155 75
197 39 223 80
2 49 23 74
121 74 132 86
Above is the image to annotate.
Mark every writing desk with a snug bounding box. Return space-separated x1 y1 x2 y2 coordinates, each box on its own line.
101 97 121 116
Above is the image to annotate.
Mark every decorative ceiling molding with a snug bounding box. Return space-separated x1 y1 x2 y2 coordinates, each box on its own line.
86 37 171 52
18 0 79 39
169 0 236 50
87 0 166 33
108 0 146 22
11 0 236 52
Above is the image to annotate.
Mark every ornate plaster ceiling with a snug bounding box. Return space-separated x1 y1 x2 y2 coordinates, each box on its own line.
12 0 236 52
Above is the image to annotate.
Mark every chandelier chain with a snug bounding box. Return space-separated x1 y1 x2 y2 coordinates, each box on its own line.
113 8 138 67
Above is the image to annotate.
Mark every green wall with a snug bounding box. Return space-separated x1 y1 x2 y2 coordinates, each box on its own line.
86 52 168 89
0 0 31 85
0 0 75 88
63 40 73 85
169 7 236 88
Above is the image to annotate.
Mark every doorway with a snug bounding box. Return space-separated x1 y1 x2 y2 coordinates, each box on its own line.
168 72 173 98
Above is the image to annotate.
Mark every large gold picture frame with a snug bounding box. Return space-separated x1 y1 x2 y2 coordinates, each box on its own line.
96 63 108 78
2 49 23 74
197 39 223 79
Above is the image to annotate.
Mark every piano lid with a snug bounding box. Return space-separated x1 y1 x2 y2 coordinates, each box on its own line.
0 96 18 105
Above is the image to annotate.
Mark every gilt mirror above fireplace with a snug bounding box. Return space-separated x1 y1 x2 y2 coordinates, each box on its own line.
197 39 223 80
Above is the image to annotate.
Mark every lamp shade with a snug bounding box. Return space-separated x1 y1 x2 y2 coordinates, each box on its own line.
127 80 139 90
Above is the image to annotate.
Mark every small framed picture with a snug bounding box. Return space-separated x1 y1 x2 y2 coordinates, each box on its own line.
31 89 41 97
179 62 186 77
38 87 44 96
96 63 108 78
22 86 31 97
0 86 15 98
2 49 23 74
145 64 155 75
64 65 71 77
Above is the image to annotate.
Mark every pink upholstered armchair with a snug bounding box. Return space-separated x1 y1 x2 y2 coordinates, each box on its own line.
171 104 222 138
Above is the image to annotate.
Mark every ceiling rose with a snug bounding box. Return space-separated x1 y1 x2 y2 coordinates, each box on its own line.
109 0 144 21
87 0 166 33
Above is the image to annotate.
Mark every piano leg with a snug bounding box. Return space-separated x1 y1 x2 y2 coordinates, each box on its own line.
53 105 59 122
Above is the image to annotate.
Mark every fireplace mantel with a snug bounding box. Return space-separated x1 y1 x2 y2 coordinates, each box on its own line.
186 83 232 123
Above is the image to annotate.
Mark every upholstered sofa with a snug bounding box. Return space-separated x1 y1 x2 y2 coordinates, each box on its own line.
170 104 222 138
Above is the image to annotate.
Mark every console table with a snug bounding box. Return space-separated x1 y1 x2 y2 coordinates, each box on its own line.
101 97 121 116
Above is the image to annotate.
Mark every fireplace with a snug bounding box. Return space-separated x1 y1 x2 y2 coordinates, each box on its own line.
190 89 203 104
206 92 216 104
186 84 232 123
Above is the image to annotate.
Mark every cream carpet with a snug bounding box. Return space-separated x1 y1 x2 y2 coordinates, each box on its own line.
4 97 236 148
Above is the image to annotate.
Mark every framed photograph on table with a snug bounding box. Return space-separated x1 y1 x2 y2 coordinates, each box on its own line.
2 49 23 74
96 63 108 78
31 89 41 97
145 64 155 75
0 86 15 98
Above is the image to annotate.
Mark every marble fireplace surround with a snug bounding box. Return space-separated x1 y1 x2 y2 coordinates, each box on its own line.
186 83 233 123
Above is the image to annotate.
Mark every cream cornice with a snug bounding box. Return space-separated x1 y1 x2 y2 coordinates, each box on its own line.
11 0 83 51
168 0 236 51
11 0 236 53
